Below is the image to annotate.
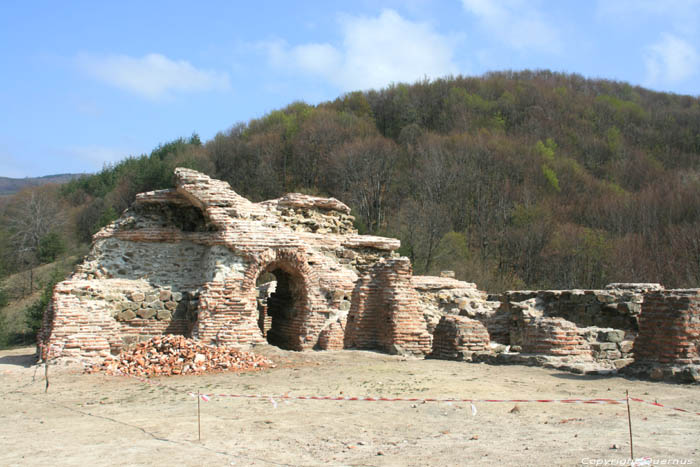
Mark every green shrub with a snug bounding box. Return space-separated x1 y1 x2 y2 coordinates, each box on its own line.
24 268 64 340
38 232 66 263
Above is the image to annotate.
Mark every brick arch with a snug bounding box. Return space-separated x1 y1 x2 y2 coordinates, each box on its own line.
243 249 324 350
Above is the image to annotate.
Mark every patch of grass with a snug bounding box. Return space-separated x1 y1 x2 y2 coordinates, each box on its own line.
0 256 80 349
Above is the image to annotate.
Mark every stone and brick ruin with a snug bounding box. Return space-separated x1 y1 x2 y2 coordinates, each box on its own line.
38 169 700 383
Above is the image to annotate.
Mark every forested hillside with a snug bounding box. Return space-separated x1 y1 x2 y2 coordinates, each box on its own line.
0 174 83 196
1 70 699 329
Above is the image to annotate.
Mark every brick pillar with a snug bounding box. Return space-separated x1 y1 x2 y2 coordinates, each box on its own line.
431 316 490 360
344 258 431 355
634 290 700 365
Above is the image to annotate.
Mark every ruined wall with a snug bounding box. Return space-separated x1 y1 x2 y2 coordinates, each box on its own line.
38 279 198 361
411 274 506 348
381 259 433 355
39 226 253 360
40 168 431 362
40 167 698 381
500 287 646 333
502 287 645 369
512 313 592 359
261 193 356 235
634 290 700 365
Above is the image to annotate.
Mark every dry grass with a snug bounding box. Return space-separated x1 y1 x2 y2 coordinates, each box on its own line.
1 256 79 344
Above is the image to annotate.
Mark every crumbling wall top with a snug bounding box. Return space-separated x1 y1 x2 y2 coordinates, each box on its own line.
411 276 478 291
341 235 400 251
174 167 272 221
261 193 351 214
606 283 664 292
134 189 190 206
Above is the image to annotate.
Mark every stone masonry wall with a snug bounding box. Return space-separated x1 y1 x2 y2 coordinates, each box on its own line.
380 259 433 355
41 168 431 362
38 279 197 361
634 289 700 365
505 292 637 368
516 316 592 358
501 287 645 333
412 275 504 345
40 167 698 380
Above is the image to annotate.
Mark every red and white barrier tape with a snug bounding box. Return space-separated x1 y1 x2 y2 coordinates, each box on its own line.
187 392 626 405
110 372 699 416
630 397 700 416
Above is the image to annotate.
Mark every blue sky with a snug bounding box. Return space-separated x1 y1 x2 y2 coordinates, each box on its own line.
1 0 699 178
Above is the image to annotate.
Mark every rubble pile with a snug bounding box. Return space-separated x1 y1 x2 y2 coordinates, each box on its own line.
87 335 274 376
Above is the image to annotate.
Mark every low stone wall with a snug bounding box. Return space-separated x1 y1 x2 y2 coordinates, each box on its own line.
430 316 490 360
411 275 503 342
411 281 661 372
38 279 197 361
501 287 646 333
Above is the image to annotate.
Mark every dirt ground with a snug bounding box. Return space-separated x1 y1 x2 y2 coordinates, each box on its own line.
1 345 698 467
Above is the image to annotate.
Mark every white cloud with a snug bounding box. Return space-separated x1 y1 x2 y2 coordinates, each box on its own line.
644 33 699 85
77 53 230 100
461 0 560 52
263 9 459 92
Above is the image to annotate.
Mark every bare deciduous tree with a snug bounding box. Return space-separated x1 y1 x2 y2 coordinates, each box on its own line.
7 186 65 293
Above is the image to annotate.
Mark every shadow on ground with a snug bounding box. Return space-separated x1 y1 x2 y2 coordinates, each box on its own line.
551 372 613 381
0 352 38 368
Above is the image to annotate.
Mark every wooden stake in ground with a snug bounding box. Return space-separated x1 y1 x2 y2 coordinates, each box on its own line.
197 389 201 442
626 390 634 460
44 360 49 393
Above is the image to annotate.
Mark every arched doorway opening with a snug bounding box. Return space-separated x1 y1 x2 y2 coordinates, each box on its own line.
255 261 309 350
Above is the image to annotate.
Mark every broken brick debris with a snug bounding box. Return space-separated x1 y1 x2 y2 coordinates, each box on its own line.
87 335 274 377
